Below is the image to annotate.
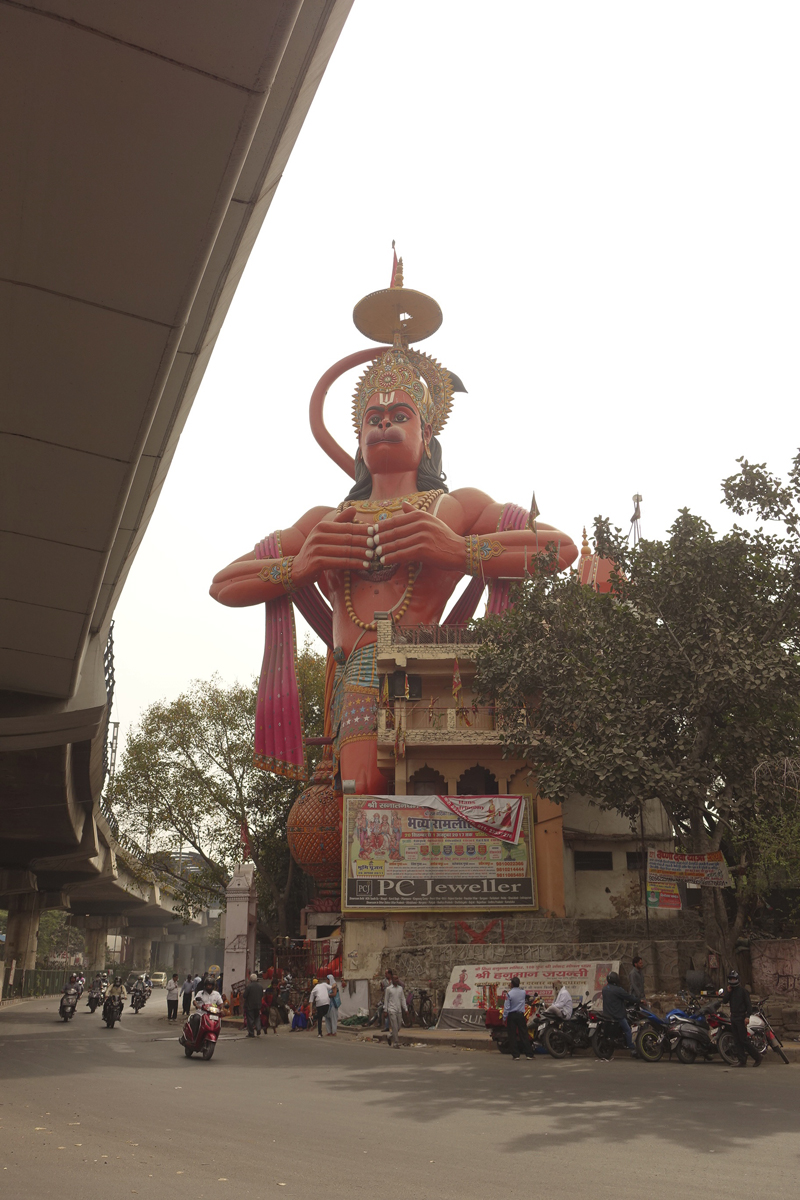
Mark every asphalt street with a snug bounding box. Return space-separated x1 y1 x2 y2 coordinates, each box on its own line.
1 997 798 1200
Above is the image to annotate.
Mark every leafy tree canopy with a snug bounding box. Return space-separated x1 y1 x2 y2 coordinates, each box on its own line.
475 452 800 957
106 641 326 937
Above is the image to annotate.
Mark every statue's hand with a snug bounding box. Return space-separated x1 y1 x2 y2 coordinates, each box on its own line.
373 501 465 571
291 507 370 584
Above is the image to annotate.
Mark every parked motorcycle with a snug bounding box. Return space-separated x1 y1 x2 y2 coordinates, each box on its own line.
671 1000 739 1064
543 1000 595 1058
745 1005 789 1064
485 998 544 1054
103 994 123 1029
591 1006 644 1059
59 986 79 1022
180 1000 221 1060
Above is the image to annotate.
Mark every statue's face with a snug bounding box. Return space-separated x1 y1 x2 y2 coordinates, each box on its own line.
360 392 431 477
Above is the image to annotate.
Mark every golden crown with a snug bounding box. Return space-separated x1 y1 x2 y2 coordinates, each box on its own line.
351 257 456 436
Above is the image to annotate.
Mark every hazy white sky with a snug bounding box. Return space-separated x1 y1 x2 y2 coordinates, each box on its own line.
111 1 800 741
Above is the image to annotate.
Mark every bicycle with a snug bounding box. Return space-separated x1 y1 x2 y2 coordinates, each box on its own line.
402 988 435 1028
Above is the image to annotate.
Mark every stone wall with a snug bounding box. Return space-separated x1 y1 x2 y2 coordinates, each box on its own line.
363 911 704 1006
751 938 800 1000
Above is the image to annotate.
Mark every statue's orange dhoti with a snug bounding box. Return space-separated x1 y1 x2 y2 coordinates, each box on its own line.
211 258 577 894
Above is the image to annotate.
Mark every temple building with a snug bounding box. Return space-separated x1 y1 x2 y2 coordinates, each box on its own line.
373 616 673 923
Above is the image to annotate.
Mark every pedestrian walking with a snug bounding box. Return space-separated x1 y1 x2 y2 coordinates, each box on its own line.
384 972 407 1049
627 955 646 1002
165 972 181 1021
503 976 534 1060
720 969 761 1067
310 977 331 1038
325 974 340 1036
181 974 194 1016
244 972 264 1037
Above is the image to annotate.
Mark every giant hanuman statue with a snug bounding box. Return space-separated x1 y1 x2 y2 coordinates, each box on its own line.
211 256 577 899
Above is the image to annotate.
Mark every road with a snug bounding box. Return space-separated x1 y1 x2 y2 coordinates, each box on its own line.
1 997 798 1199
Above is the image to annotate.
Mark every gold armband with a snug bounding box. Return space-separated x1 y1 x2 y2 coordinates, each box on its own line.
465 535 505 576
258 556 296 593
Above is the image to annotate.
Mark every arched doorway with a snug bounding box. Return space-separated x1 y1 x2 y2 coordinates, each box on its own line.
409 764 448 796
457 764 499 795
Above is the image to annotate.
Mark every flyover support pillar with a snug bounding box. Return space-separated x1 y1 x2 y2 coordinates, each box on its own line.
131 935 152 974
175 941 194 978
85 917 113 973
5 893 43 971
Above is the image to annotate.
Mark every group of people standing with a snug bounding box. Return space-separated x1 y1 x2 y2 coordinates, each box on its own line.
502 955 762 1068
162 973 216 1023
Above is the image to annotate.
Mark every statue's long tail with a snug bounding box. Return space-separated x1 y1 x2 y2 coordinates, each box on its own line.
308 347 389 478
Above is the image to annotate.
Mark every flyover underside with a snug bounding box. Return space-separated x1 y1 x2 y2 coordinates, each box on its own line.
0 1 353 931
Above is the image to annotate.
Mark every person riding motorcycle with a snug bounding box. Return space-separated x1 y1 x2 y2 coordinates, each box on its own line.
103 976 127 1019
130 975 148 1008
188 978 223 1040
601 971 640 1058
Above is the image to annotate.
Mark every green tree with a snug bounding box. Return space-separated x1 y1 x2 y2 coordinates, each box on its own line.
475 452 800 962
106 641 326 938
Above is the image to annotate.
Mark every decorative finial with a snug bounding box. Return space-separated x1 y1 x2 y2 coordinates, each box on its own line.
392 256 404 289
581 526 591 558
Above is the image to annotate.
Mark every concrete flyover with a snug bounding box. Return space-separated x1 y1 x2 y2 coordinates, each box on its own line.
0 2 354 963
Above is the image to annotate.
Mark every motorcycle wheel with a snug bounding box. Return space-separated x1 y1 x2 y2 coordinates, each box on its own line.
718 1032 739 1066
184 1045 193 1057
593 1031 614 1060
676 1040 698 1064
750 1032 768 1056
202 1042 216 1061
496 1039 512 1055
106 1016 115 1029
768 1034 790 1064
544 1027 570 1059
636 1028 664 1063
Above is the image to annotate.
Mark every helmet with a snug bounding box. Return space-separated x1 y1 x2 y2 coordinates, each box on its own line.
114 976 121 985
607 972 621 986
727 969 740 984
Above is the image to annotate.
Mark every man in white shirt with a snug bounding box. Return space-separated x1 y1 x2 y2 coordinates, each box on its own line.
546 984 574 1020
384 972 408 1049
165 973 181 1022
186 979 223 1038
309 977 331 1039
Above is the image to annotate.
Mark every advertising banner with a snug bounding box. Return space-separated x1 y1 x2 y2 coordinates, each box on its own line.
341 795 535 912
647 848 732 888
646 881 682 910
437 959 620 1030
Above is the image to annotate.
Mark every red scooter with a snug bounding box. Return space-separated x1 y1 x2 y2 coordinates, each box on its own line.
180 1000 221 1060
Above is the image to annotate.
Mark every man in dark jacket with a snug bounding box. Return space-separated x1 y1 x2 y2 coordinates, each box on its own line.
602 972 639 1057
244 973 264 1037
720 970 760 1067
627 955 645 1002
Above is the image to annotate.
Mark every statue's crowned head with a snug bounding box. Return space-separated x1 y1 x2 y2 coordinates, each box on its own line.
344 256 462 500
352 347 452 438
